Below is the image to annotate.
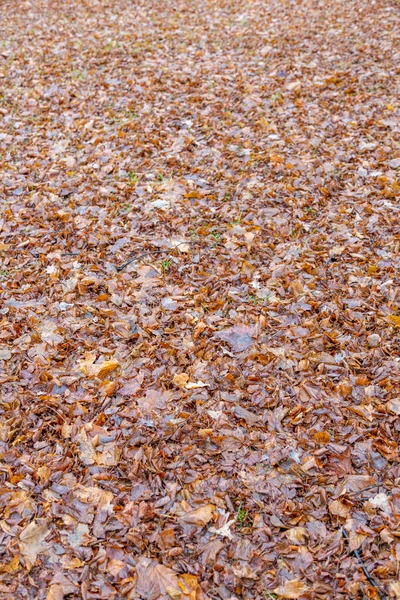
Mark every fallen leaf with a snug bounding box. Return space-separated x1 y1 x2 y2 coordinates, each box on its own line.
46 573 78 600
340 475 375 495
214 324 254 352
274 579 309 598
387 315 400 327
135 556 181 600
173 372 189 388
0 556 19 574
79 354 120 379
185 380 209 389
329 500 351 518
285 527 308 545
18 521 50 571
387 399 400 415
209 518 236 540
180 504 215 527
0 347 11 360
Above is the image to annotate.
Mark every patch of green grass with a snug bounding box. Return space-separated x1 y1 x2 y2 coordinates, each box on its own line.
157 173 166 182
248 294 269 305
236 503 250 529
302 206 317 216
127 171 138 184
209 226 221 241
160 259 171 273
71 70 86 81
0 269 9 279
231 211 243 225
125 110 138 119
271 91 283 103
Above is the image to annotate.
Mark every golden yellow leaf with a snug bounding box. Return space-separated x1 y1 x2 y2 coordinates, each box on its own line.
100 380 118 396
79 356 120 379
198 428 213 437
178 573 199 595
0 556 19 574
313 431 330 444
387 315 400 327
173 373 189 388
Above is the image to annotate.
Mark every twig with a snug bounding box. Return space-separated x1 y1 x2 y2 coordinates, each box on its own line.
341 527 387 600
116 241 190 272
345 484 381 498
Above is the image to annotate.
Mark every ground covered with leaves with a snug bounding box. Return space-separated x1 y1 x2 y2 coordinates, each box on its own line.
0 0 400 598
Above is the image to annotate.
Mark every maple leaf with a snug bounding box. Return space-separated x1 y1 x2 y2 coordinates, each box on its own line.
209 518 236 540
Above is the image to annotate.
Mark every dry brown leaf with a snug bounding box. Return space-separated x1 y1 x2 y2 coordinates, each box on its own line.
46 573 77 600
180 504 215 527
173 372 189 388
285 527 308 545
18 521 50 571
274 579 309 598
79 354 120 379
340 475 375 495
135 556 181 600
214 324 254 352
74 427 97 465
329 500 350 518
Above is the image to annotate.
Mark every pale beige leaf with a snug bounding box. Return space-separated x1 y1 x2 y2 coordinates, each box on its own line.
387 399 400 415
349 532 367 552
18 520 50 571
329 500 350 518
209 518 236 540
390 582 400 599
185 380 209 389
285 527 308 545
274 579 309 598
46 573 77 600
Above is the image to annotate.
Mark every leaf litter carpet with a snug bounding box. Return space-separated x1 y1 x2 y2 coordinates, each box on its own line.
0 0 400 598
